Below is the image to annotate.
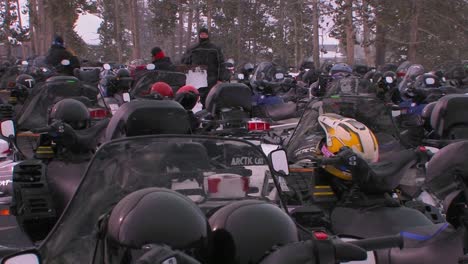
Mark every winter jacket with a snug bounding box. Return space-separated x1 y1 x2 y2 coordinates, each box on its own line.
181 40 227 87
152 57 176 72
45 45 80 75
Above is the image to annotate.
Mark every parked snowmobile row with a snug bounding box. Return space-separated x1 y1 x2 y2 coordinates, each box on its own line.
0 58 467 263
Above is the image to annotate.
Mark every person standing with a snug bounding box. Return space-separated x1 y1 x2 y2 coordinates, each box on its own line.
181 27 227 107
151 46 176 71
45 35 80 75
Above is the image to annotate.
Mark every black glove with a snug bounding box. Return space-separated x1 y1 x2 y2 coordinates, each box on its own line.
336 147 359 168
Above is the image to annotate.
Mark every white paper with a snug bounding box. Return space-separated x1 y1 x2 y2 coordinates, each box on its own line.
186 69 208 89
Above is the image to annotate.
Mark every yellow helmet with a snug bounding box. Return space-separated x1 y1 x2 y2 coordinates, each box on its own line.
318 113 379 180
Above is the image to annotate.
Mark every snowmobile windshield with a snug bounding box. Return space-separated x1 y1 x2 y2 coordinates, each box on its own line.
251 62 287 84
16 78 100 130
130 70 186 98
38 135 275 263
286 95 402 160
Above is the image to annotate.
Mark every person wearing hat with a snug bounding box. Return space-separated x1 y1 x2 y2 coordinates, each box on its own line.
151 46 176 71
45 34 80 75
181 27 227 108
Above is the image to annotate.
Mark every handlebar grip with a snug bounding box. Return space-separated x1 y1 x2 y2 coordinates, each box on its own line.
348 235 403 252
334 241 367 262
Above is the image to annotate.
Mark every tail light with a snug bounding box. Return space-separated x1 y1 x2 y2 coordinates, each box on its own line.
89 109 110 119
397 72 406 78
0 209 10 216
247 119 270 131
207 178 221 193
242 177 249 192
313 231 329 240
7 82 15 88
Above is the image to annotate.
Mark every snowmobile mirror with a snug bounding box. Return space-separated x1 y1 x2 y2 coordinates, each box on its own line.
269 149 289 176
1 120 15 138
146 64 156 70
1 250 41 264
61 59 71 66
237 73 245 80
103 64 111 70
21 61 28 66
385 76 394 84
123 92 131 103
275 73 285 80
425 78 435 85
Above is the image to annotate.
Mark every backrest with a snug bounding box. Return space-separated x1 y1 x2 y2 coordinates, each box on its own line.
205 83 252 114
105 100 191 141
430 94 468 139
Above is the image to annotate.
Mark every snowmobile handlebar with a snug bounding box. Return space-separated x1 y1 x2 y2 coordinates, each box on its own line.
346 234 404 252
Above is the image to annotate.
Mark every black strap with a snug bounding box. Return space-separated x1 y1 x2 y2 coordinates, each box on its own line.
90 212 111 264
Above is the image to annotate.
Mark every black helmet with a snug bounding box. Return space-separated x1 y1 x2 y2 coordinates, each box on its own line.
378 63 398 73
116 68 130 78
107 188 209 260
209 200 298 264
15 74 35 89
415 73 441 88
244 63 254 72
50 98 90 130
353 64 369 76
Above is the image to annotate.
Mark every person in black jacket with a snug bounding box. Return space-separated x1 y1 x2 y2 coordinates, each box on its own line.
151 47 176 71
45 35 80 75
181 27 227 107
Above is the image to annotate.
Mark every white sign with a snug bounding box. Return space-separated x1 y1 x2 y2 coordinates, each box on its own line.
186 68 208 89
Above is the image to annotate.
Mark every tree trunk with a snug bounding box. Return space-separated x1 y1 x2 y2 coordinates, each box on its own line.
236 0 242 64
29 0 37 55
113 0 123 62
186 0 193 47
129 0 141 59
206 0 212 30
278 0 286 66
293 14 299 68
361 0 372 66
195 0 200 32
4 0 11 59
374 4 386 66
408 0 421 62
345 0 355 65
298 0 304 67
312 0 320 68
252 0 259 63
177 1 185 59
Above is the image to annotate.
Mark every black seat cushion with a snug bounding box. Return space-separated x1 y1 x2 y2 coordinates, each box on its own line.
430 94 468 138
331 206 433 238
205 83 252 114
74 68 100 84
365 149 418 192
105 100 191 141
263 102 298 121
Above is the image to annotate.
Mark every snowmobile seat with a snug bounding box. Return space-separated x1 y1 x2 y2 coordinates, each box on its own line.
205 83 252 115
263 102 298 121
430 94 468 139
104 100 191 141
361 149 418 193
